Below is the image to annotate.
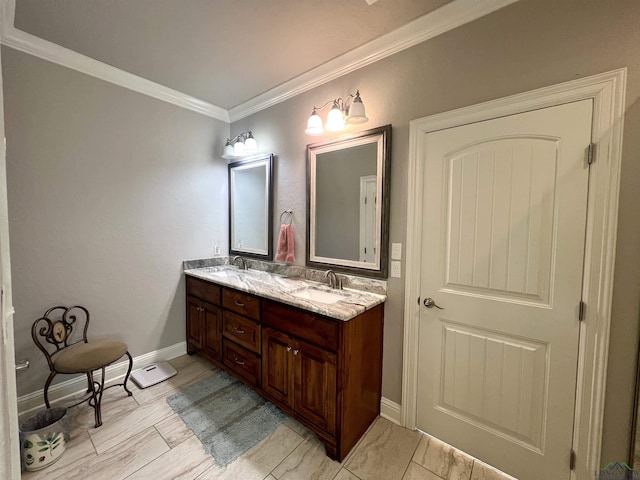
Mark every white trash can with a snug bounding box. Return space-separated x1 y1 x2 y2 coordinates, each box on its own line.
19 407 69 471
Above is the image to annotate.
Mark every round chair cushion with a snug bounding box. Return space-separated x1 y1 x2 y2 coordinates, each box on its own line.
53 339 128 373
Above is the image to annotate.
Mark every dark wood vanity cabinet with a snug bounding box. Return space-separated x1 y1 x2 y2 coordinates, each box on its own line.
186 294 222 361
185 274 384 462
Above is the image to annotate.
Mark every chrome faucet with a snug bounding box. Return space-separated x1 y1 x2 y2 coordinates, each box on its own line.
324 270 342 290
231 256 247 270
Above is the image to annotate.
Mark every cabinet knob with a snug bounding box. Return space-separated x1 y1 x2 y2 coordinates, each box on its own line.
286 346 292 352
293 349 299 355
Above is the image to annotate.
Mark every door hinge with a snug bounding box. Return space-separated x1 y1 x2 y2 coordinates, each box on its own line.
417 296 421 306
579 300 586 321
364 197 367 205
587 143 596 165
570 449 576 470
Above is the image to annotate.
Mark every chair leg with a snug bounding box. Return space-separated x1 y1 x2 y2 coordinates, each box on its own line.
123 351 133 397
43 371 56 408
86 373 93 394
87 370 103 428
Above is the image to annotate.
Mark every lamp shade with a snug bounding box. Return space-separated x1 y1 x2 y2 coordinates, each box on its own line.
222 140 234 158
325 102 345 131
346 93 368 124
244 131 258 152
305 110 324 136
233 138 245 155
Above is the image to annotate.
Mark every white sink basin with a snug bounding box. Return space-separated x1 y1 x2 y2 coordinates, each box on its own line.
290 288 345 305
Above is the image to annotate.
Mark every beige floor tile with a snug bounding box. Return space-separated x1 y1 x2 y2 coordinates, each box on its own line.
271 434 342 480
154 413 194 448
265 477 278 480
403 462 443 480
334 469 362 480
88 397 173 453
196 424 304 480
412 436 473 480
67 393 138 436
470 461 515 480
21 431 97 480
283 416 314 439
59 427 169 480
344 417 421 480
125 435 215 480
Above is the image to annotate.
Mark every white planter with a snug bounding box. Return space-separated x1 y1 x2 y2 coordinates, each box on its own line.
19 407 68 471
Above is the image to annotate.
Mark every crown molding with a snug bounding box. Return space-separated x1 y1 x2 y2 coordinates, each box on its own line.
0 0 229 122
0 0 517 124
228 0 518 122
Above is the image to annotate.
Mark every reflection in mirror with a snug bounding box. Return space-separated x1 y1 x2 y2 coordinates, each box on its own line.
229 154 273 259
307 125 391 278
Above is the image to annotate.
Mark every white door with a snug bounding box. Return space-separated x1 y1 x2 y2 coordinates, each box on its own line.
416 100 593 480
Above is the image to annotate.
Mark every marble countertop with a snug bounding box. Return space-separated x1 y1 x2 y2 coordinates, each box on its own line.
184 266 386 321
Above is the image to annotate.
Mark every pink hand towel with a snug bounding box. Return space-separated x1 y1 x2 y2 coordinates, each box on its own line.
275 224 295 263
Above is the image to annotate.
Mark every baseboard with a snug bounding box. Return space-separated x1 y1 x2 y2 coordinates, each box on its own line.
380 397 402 425
18 341 187 416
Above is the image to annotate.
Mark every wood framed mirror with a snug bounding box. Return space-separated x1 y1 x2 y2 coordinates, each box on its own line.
306 125 391 278
228 154 274 259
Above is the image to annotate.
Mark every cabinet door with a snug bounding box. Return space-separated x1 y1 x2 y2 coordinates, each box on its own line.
294 339 337 435
262 327 295 408
202 302 222 362
186 296 203 350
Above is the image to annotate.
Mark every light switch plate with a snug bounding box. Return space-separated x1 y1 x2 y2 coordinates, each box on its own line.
391 243 402 260
391 261 401 278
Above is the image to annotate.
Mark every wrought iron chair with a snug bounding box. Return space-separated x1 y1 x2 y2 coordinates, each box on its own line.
32 305 133 427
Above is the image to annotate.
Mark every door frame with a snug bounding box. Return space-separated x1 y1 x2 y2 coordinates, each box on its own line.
0 11 20 478
402 69 627 479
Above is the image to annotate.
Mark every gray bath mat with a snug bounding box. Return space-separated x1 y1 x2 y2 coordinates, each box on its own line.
166 371 286 467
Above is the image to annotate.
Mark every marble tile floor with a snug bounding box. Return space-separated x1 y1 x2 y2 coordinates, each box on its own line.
21 354 515 480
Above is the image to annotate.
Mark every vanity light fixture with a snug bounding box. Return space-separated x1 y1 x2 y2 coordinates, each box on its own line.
222 131 259 160
305 90 368 136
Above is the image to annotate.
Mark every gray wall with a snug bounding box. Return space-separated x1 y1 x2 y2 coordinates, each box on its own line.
231 0 640 462
2 47 230 396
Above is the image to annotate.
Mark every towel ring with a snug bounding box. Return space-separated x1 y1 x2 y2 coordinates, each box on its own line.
280 210 293 225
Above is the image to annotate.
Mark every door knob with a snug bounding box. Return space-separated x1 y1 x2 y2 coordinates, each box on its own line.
423 298 444 309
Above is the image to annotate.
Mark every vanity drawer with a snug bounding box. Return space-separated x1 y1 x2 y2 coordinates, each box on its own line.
186 276 221 305
223 339 261 387
223 311 261 353
223 289 261 320
263 301 339 351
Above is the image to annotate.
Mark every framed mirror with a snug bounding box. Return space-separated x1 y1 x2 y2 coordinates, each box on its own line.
229 154 274 259
307 125 391 278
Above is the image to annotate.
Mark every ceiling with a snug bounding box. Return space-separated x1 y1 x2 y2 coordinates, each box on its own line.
13 0 450 110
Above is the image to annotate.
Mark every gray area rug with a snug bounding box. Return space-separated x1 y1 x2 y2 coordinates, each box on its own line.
166 371 286 467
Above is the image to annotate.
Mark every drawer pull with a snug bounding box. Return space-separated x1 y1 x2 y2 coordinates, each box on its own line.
233 326 245 334
293 349 299 356
233 356 245 366
234 300 245 307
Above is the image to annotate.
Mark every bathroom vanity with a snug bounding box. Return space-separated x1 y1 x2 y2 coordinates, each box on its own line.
184 266 385 461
